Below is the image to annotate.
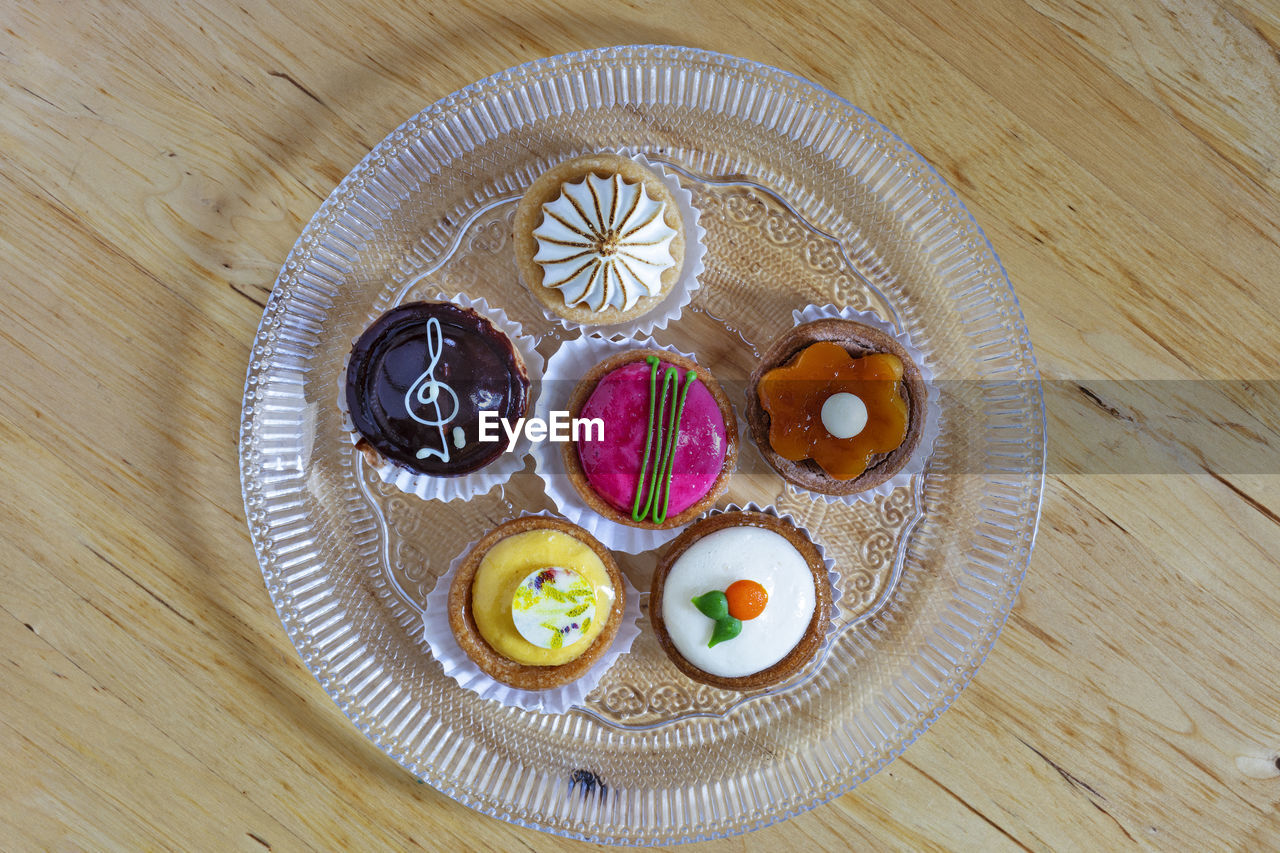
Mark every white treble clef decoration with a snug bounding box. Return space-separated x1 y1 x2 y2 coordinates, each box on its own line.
404 316 460 462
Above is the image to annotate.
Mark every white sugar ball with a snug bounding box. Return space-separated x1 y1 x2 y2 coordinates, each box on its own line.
820 392 867 439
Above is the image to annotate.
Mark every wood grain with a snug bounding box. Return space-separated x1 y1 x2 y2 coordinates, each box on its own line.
4 0 1279 850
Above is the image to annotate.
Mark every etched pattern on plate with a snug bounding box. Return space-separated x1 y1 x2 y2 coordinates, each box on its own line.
363 177 923 728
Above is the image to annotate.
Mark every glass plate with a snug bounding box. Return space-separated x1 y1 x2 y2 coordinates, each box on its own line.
239 45 1046 845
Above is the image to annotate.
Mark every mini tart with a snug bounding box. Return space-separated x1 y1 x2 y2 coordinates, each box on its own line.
562 349 738 530
345 301 530 477
746 318 927 495
650 511 831 691
448 516 625 690
513 153 686 326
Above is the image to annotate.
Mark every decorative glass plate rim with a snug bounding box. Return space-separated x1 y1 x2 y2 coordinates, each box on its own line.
239 44 1047 845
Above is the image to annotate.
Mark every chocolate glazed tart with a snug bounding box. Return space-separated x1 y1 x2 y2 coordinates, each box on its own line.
746 318 927 495
650 511 831 691
344 302 529 476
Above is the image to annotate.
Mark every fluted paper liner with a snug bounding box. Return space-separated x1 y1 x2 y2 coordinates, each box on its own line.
337 293 544 503
421 512 642 714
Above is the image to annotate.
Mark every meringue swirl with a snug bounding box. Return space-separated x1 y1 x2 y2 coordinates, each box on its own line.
531 172 678 312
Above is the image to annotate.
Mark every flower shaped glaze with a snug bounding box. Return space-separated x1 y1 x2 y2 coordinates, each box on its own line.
531 172 678 312
757 342 908 480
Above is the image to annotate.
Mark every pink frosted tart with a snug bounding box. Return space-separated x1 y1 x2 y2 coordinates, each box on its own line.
562 349 737 530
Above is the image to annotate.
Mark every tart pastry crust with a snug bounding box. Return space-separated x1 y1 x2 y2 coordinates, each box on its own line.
562 349 738 530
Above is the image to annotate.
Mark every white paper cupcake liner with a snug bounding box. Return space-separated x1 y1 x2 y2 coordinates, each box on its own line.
420 512 642 714
705 503 842 647
337 293 544 503
522 150 706 341
534 335 723 554
773 304 940 506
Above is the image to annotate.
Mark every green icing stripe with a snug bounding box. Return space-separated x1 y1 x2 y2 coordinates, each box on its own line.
630 356 663 522
629 355 701 524
642 367 679 521
651 369 698 524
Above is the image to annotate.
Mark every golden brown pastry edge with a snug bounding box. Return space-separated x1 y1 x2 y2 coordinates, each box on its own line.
512 153 686 327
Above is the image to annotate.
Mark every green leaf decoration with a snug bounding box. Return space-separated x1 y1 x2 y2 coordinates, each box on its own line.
549 630 563 649
543 587 570 604
580 616 591 634
692 590 729 620
708 616 742 648
566 603 588 618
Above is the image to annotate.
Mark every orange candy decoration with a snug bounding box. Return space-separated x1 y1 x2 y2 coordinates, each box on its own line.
757 342 908 480
725 579 768 621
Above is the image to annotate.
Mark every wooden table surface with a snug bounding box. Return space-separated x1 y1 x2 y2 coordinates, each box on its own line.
5 1 1279 850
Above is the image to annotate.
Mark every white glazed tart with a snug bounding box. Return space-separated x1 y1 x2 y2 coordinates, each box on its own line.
650 510 831 691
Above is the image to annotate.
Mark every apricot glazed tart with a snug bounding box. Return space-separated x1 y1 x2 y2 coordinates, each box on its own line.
746 318 927 496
